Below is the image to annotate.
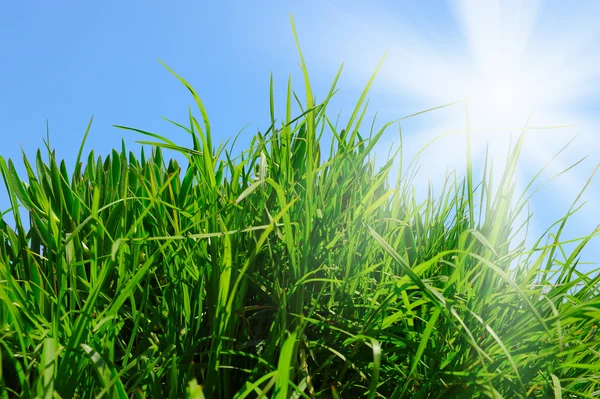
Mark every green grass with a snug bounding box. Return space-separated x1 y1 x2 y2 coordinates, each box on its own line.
1 19 599 398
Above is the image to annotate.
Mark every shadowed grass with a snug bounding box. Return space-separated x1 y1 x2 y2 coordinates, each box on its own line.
1 16 599 398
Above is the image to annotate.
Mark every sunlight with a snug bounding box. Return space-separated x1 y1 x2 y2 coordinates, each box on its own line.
374 1 595 172
467 75 528 125
326 0 600 253
328 0 600 150
488 83 518 112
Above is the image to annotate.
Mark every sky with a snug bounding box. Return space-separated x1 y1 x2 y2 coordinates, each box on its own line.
1 1 599 269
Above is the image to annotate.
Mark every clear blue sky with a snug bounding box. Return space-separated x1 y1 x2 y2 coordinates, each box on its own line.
1 1 599 268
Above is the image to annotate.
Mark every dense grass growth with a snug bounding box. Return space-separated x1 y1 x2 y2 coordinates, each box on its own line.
1 27 600 398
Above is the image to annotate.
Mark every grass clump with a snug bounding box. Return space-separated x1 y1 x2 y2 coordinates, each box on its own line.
1 22 599 398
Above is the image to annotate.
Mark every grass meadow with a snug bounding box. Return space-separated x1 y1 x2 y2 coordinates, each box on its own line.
1 23 599 398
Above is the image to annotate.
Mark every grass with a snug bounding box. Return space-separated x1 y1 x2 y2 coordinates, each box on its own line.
1 18 600 398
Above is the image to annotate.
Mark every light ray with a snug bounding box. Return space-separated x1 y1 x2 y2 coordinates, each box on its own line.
317 0 600 264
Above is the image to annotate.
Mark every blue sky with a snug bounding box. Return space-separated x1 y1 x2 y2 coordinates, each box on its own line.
1 1 599 269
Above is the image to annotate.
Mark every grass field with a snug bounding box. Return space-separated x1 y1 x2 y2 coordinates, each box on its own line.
1 24 599 398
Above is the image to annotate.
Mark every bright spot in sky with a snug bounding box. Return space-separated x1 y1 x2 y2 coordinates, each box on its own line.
487 83 518 112
317 0 600 265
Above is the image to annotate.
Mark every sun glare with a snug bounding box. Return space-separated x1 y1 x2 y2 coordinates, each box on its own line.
488 83 517 111
466 73 533 129
330 0 600 253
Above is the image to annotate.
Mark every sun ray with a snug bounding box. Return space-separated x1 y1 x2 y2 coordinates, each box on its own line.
318 0 600 263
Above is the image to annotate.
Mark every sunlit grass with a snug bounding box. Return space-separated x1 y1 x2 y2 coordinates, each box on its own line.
1 18 599 398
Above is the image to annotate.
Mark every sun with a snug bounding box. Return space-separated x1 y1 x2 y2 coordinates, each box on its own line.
473 78 522 116
488 82 518 112
466 72 534 130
